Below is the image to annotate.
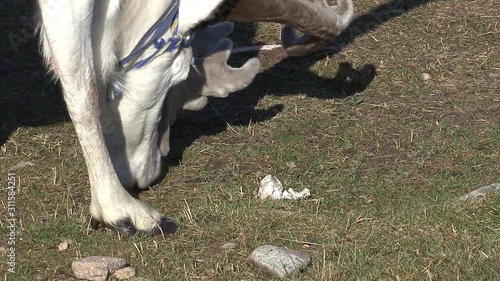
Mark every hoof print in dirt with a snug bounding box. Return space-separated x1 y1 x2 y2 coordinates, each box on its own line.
248 245 311 278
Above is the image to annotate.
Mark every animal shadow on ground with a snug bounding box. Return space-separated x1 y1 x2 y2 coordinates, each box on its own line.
1 0 432 176
164 0 435 169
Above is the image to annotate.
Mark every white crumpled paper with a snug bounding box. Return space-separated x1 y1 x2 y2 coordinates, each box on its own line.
258 175 311 200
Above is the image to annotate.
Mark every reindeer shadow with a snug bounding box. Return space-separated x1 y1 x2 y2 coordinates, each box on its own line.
163 0 436 170
1 0 434 172
165 58 376 165
163 0 437 168
0 2 68 148
166 0 438 166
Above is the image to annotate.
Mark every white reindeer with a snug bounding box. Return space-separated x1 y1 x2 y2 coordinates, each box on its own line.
36 0 246 235
35 0 354 235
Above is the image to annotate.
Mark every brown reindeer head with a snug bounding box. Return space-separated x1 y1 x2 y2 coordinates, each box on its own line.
208 0 354 56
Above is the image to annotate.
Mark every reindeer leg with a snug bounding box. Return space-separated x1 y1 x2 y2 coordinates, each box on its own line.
37 0 176 236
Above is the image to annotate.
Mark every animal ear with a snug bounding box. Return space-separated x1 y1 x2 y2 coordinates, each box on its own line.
191 22 234 57
197 38 261 98
178 0 227 33
180 37 260 111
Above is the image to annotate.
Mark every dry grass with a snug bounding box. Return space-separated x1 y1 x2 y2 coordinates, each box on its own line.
1 0 500 280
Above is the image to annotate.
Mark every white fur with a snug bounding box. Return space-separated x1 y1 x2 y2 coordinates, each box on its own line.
36 0 225 232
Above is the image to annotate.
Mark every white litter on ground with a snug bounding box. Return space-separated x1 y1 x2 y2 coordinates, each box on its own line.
258 175 311 200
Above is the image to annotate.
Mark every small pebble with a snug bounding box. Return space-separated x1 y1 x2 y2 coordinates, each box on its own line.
421 72 431 81
58 240 70 251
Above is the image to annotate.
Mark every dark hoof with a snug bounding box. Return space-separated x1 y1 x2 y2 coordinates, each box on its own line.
112 218 137 236
151 217 179 235
90 217 179 237
90 217 101 230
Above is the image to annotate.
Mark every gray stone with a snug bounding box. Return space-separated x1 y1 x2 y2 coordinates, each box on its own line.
460 183 500 200
248 245 311 278
72 256 127 281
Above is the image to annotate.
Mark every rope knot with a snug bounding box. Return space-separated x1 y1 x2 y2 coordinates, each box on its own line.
154 38 166 49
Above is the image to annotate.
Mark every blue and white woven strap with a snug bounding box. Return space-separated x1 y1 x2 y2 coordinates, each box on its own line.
108 0 185 101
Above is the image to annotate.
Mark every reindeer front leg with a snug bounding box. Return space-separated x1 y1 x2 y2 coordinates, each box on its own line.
37 1 176 235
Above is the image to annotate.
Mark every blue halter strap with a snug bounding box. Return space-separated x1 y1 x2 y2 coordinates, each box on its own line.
108 0 185 101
